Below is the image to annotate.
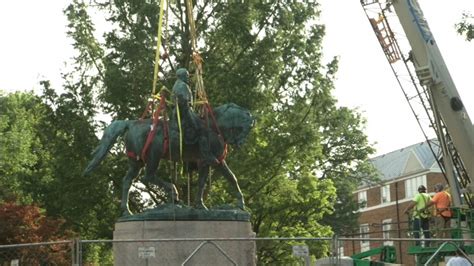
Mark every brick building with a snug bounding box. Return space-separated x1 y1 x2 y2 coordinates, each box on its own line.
342 141 446 265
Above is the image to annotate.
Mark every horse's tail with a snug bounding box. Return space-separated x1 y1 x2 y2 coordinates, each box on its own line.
83 120 131 176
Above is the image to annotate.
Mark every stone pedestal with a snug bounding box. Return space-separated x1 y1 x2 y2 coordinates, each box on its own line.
113 209 256 265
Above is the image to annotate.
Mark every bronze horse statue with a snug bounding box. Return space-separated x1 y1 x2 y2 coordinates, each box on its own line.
83 103 254 216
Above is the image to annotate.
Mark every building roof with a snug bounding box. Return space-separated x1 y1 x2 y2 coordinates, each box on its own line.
371 140 441 181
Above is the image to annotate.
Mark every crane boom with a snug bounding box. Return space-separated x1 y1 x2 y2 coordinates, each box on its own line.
361 0 474 207
390 0 474 206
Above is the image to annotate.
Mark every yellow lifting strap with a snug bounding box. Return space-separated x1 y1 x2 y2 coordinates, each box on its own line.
175 102 184 162
185 0 208 113
151 0 167 96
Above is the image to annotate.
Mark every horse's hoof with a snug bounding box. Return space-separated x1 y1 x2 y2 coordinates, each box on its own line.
172 197 181 204
122 210 132 217
172 199 184 206
195 203 208 210
200 158 220 166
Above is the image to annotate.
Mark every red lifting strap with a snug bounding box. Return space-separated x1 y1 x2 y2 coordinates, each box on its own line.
204 103 223 138
126 150 139 160
203 103 227 162
218 143 228 163
141 93 169 162
140 101 154 120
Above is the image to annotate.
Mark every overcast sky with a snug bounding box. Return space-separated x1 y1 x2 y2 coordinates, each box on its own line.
0 1 472 157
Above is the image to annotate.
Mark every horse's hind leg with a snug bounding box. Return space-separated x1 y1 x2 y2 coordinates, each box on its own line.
215 160 245 209
142 153 180 203
154 177 180 204
195 165 210 209
122 160 142 216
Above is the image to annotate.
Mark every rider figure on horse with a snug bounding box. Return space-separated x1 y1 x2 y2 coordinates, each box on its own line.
171 68 219 165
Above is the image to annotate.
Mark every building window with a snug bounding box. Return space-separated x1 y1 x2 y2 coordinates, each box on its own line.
381 184 390 203
405 175 427 199
338 244 344 257
382 219 393 246
358 191 367 208
360 224 370 252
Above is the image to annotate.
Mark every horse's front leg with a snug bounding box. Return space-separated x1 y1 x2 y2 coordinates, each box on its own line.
215 160 245 210
195 164 210 209
121 160 141 216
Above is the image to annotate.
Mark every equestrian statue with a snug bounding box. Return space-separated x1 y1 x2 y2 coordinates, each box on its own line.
83 68 255 216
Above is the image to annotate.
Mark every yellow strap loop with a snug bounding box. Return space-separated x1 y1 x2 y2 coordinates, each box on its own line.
151 91 173 105
194 100 209 105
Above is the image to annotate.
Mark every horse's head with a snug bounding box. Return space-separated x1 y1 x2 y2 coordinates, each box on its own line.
214 103 255 147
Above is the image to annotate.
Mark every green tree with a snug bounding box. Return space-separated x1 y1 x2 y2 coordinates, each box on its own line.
61 0 376 262
37 81 121 240
456 12 473 41
0 87 120 238
316 107 378 235
0 91 51 204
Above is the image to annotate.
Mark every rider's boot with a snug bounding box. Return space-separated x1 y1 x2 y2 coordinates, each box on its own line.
199 135 219 165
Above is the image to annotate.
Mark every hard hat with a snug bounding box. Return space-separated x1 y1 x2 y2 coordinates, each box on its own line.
434 183 444 192
418 185 427 192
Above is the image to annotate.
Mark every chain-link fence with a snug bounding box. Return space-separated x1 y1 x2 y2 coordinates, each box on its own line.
78 237 333 266
0 241 72 266
1 236 473 265
0 237 330 266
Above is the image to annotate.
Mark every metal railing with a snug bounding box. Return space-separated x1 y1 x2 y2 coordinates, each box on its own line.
1 236 473 265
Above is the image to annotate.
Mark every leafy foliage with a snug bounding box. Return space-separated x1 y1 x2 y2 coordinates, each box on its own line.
37 81 121 240
0 88 120 228
0 87 118 264
0 91 51 204
0 201 73 265
456 12 473 41
0 201 73 245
